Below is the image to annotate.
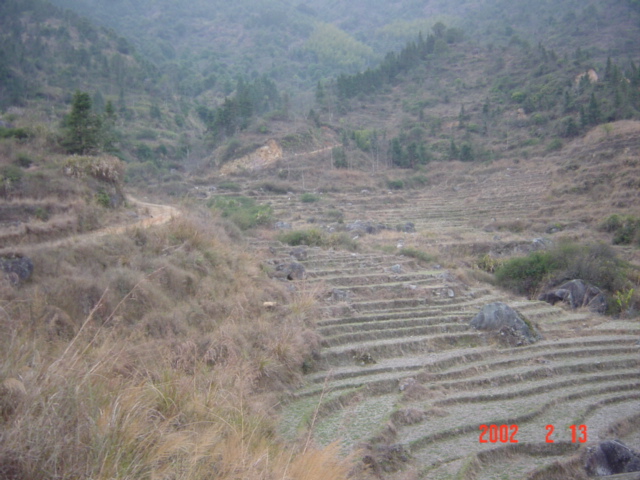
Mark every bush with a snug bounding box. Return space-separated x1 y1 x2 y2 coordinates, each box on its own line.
277 229 357 251
600 214 640 246
217 181 241 191
495 251 558 296
0 127 30 140
399 247 436 264
209 196 272 230
1 165 24 183
277 229 325 247
300 192 320 203
387 179 404 190
495 241 629 298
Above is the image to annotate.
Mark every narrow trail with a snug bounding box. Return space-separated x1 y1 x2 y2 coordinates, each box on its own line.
7 196 180 252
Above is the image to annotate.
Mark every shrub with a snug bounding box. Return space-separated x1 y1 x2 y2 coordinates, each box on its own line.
277 228 325 247
495 250 558 296
0 127 30 140
300 192 320 203
277 229 358 251
495 241 629 298
209 196 273 230
387 179 404 190
15 153 35 168
217 181 241 191
63 155 125 184
600 214 640 246
1 165 24 183
399 247 436 264
259 181 290 194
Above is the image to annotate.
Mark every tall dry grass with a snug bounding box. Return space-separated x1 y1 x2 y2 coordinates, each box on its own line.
0 210 351 480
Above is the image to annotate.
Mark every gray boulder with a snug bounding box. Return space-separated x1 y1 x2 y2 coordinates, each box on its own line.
330 288 350 302
274 262 306 281
470 302 541 346
290 247 308 261
396 222 416 233
584 440 640 476
346 220 388 235
0 256 33 285
274 221 292 230
538 279 607 314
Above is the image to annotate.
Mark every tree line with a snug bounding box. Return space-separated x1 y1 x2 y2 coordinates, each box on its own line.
196 76 282 143
330 23 463 101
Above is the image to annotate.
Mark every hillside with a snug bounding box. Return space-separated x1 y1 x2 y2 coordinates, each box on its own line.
1 1 640 479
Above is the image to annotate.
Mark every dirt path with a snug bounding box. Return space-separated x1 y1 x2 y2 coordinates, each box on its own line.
12 196 180 252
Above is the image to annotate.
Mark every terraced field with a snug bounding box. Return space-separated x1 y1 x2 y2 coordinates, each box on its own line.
241 154 640 479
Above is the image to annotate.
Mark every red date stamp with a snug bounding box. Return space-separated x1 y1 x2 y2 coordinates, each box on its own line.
479 424 588 443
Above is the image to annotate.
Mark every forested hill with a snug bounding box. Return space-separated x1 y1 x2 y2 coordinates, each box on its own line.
47 0 640 101
0 0 153 109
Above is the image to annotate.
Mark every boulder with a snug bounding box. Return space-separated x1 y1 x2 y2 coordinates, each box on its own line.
396 222 416 233
470 302 541 346
390 264 404 274
0 256 33 285
274 262 306 281
346 220 388 235
330 288 350 302
584 440 640 476
538 279 607 314
290 247 308 261
274 221 292 230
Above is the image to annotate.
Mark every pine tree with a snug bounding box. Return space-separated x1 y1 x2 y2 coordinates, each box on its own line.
61 91 103 155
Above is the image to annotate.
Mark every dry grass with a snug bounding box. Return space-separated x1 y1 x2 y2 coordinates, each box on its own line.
0 211 351 479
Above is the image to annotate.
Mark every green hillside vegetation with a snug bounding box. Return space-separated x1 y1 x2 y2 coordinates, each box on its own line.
313 18 640 170
0 0 151 108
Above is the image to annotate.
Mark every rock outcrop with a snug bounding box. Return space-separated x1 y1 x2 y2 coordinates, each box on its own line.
273 262 306 281
538 279 607 314
470 302 541 346
0 255 33 285
584 440 640 476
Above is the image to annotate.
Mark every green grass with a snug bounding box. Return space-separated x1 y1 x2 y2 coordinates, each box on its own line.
208 196 273 230
277 229 358 251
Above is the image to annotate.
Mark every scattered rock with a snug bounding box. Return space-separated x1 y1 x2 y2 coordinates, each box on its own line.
289 247 308 261
390 264 404 274
42 306 75 340
396 222 416 233
538 279 607 314
273 262 306 281
391 407 425 426
470 302 541 346
399 377 416 391
330 288 350 302
346 220 388 235
353 350 376 365
362 444 411 475
0 255 33 285
531 237 552 250
274 221 292 230
584 440 640 476
0 378 27 418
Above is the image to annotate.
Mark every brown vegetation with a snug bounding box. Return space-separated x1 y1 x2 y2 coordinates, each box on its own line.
0 211 352 479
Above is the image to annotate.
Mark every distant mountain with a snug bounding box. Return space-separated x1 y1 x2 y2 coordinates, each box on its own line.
46 0 640 101
0 0 155 109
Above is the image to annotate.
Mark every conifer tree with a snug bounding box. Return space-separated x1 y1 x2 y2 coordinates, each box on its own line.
61 91 103 155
